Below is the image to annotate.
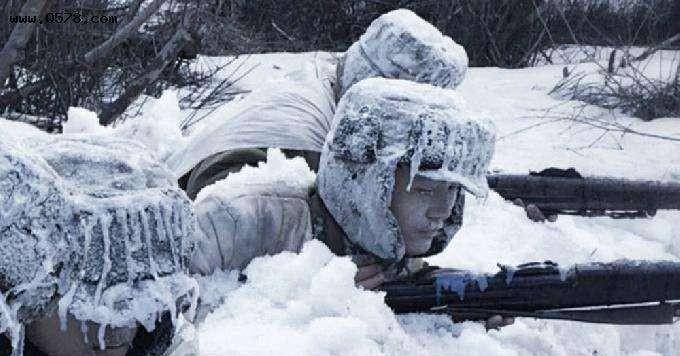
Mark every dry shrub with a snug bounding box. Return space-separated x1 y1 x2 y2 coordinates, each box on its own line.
218 0 677 68
551 54 680 121
0 0 250 131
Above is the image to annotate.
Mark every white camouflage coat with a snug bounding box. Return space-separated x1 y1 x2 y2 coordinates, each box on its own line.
187 148 461 276
189 152 316 274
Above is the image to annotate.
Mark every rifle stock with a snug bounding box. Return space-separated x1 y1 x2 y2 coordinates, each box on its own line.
487 168 680 218
381 260 680 325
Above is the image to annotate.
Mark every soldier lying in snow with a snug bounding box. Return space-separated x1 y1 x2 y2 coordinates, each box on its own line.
0 89 507 356
0 131 198 356
177 8 552 222
0 10 510 354
173 8 468 198
189 77 513 330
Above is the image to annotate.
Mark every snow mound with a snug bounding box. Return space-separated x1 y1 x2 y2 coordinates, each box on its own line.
63 107 109 134
428 192 680 272
115 90 186 163
59 89 187 165
192 240 679 356
197 240 416 356
0 119 49 142
194 148 316 204
193 270 241 313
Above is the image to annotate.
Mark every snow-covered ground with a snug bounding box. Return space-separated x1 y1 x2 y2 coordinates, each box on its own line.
174 50 680 356
4 47 680 355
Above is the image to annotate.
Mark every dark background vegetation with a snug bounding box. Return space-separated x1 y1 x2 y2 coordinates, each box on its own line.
0 0 244 130
229 0 679 67
1 0 678 131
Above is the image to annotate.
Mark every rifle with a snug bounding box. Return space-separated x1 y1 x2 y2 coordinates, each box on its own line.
381 260 680 325
487 168 680 218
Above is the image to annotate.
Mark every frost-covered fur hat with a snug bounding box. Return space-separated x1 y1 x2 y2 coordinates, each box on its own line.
0 132 197 344
317 78 495 262
338 9 468 97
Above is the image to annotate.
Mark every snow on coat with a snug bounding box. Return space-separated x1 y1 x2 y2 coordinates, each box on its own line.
0 126 198 353
317 77 495 262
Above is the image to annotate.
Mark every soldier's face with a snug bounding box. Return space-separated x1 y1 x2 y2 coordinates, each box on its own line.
25 306 138 356
391 165 460 256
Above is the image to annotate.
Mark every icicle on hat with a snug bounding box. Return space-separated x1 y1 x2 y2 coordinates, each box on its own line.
317 78 495 262
0 133 197 343
338 8 468 97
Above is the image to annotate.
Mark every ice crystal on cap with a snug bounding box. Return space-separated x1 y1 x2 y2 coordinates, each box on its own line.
339 8 468 96
329 77 495 196
0 129 198 354
318 77 494 261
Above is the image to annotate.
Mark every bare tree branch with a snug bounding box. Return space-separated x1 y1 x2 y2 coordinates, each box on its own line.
1 0 166 109
99 27 193 125
0 78 48 106
0 0 51 87
633 32 680 63
115 0 145 31
82 0 166 66
527 109 680 143
566 114 680 142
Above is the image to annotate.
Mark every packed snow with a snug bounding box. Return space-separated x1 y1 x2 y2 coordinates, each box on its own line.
194 148 316 205
114 90 187 163
61 90 188 165
193 239 680 356
63 107 109 135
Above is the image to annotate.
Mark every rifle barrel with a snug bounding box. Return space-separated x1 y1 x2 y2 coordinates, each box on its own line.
382 260 680 324
487 173 680 213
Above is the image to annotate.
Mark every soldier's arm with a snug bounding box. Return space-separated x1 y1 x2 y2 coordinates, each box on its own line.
189 193 313 275
189 196 233 275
